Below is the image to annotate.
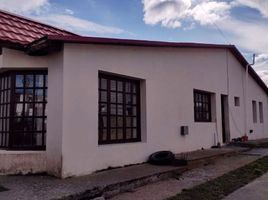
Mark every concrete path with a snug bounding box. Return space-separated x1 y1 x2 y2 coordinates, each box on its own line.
224 172 268 200
111 148 268 200
0 147 263 200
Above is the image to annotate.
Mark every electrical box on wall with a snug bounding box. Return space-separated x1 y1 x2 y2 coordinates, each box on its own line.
181 126 189 136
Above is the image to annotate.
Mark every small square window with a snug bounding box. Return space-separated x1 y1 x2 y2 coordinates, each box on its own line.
234 97 240 107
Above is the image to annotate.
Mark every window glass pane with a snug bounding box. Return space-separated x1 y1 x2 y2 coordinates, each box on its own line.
133 129 137 138
117 105 123 115
133 117 137 127
110 92 116 103
117 117 123 127
110 116 116 128
126 94 131 104
34 133 43 146
23 132 32 146
25 103 34 116
14 118 23 131
125 83 131 93
34 118 43 131
45 89 47 102
100 91 107 102
117 81 123 91
132 95 137 105
126 128 131 139
132 84 137 93
110 80 116 91
100 104 107 114
110 104 116 115
132 106 137 116
100 78 107 90
16 75 24 87
111 129 116 140
25 75 34 87
24 118 33 131
15 103 23 117
126 117 131 127
45 75 48 87
117 129 123 139
35 75 44 87
34 104 43 116
117 93 123 103
35 89 43 102
101 129 107 141
25 89 34 102
100 116 107 128
44 118 47 131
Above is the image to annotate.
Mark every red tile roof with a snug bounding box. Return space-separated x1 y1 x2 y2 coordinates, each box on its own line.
0 10 76 48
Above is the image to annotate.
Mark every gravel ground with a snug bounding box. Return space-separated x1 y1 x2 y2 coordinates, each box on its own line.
110 149 268 200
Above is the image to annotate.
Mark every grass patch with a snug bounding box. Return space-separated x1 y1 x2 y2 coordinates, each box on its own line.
168 156 268 200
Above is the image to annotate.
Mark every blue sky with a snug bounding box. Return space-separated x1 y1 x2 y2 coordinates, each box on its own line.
1 0 268 83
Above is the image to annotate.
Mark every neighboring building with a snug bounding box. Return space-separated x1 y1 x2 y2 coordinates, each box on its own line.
0 10 267 178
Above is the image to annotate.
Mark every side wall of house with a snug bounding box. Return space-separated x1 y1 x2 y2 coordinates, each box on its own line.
57 44 268 177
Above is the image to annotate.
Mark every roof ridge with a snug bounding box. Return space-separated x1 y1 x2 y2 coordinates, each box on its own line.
0 9 78 36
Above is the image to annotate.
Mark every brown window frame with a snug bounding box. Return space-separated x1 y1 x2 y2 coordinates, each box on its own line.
194 90 212 122
0 70 47 150
98 72 141 145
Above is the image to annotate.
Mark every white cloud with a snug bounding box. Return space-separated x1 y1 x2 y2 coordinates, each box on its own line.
36 14 125 35
190 1 231 25
142 0 191 28
64 9 74 15
235 0 268 18
142 0 231 28
0 0 49 14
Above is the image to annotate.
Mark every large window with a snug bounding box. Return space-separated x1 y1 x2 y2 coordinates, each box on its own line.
98 73 141 144
194 90 211 122
0 71 47 150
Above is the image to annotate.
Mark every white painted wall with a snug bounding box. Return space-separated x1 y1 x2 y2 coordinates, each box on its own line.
0 48 47 69
0 151 46 175
46 51 64 177
46 43 268 177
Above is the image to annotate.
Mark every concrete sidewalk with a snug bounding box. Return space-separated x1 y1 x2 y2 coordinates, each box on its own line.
224 171 268 200
0 147 247 200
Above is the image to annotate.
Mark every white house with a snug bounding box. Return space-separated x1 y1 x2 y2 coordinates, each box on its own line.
0 10 267 178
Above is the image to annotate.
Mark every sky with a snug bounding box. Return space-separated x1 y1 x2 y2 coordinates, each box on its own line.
1 0 268 84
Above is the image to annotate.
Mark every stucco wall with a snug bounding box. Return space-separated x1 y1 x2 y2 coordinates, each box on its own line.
47 43 267 177
46 51 64 177
0 151 46 175
0 48 48 69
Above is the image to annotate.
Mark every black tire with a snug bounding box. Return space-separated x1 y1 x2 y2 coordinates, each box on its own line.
148 151 175 165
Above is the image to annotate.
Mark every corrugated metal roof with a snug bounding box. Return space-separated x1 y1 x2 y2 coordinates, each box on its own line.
0 9 76 48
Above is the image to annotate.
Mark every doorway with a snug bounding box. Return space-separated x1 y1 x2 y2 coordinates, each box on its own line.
221 95 230 143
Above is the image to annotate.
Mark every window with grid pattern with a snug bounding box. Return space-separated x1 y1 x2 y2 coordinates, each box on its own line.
194 90 211 122
0 71 47 150
98 73 141 144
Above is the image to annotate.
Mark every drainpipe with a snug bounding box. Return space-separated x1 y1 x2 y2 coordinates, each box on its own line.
244 54 255 136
